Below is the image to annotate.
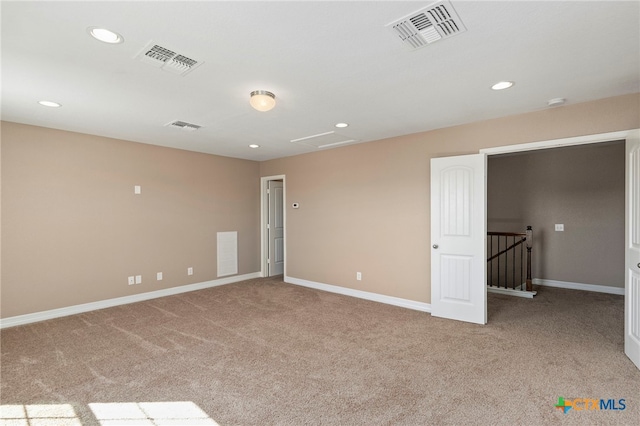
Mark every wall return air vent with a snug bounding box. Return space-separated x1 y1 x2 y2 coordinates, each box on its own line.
386 0 466 50
135 41 203 76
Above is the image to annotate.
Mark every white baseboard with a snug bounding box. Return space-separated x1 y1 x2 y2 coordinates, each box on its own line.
532 278 625 295
487 286 537 298
0 272 261 329
285 276 431 313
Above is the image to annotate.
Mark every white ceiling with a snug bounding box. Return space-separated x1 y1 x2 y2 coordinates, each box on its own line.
2 1 639 161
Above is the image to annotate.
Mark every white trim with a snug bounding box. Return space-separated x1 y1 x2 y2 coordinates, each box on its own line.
480 129 638 156
285 276 431 313
533 278 625 295
260 175 286 278
0 272 261 329
487 286 536 298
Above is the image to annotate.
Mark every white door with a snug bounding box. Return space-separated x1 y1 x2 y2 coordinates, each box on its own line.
625 130 640 369
431 154 487 324
268 180 284 276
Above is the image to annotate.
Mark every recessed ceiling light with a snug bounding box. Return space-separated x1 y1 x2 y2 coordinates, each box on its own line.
491 81 514 91
87 27 124 44
38 100 61 108
335 123 349 128
249 144 260 149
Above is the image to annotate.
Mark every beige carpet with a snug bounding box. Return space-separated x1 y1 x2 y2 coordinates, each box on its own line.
1 277 638 425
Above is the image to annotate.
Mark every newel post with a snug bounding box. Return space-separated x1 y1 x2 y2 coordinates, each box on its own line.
525 226 533 292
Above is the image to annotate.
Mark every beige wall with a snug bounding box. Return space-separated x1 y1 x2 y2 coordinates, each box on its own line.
488 141 625 287
2 93 638 319
1 122 260 318
260 93 640 303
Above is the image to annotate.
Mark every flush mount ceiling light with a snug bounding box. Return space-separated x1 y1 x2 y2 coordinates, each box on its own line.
335 122 349 128
250 91 276 112
248 144 260 149
38 100 61 108
87 27 124 44
491 81 514 90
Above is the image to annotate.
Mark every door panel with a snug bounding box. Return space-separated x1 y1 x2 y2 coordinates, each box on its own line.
431 154 487 324
625 130 640 369
268 181 284 276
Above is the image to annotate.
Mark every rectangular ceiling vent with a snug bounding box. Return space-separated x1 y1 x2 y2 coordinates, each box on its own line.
165 120 201 131
135 41 203 76
386 1 466 50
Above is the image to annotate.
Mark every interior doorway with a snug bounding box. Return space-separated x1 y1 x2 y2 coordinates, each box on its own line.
261 175 286 277
481 129 640 369
487 141 625 293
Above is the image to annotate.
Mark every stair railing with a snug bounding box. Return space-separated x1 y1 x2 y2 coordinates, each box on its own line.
487 226 533 293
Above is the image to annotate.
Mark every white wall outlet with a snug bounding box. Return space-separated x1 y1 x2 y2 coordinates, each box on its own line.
135 275 142 284
187 267 193 276
157 272 163 281
134 185 141 194
128 276 135 285
555 224 564 231
356 272 362 281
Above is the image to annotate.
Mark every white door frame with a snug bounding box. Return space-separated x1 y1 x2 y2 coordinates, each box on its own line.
480 130 635 156
260 175 286 277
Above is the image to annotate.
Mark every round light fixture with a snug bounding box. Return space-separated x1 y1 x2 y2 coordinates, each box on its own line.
491 81 514 91
250 91 276 112
38 100 62 108
335 122 349 128
87 27 124 44
249 144 260 149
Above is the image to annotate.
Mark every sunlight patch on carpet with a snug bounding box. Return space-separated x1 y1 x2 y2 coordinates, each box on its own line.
0 402 218 426
0 403 81 425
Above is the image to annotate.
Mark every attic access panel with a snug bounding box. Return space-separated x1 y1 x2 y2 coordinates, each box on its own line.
290 131 358 149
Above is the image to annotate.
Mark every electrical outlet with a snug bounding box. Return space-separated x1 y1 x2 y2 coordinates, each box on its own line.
128 276 135 285
157 272 163 281
187 267 193 276
134 185 141 194
356 272 362 281
135 275 142 284
555 224 564 231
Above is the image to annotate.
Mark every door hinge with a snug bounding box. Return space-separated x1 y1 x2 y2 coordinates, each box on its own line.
267 223 270 229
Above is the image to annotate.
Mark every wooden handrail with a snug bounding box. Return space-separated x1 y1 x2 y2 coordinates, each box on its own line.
487 237 526 262
487 231 526 237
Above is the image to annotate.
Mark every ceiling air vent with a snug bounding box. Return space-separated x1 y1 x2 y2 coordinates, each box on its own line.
165 120 201 131
386 0 466 50
135 41 203 76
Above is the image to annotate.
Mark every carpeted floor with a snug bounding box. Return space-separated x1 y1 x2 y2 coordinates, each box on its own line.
1 277 638 425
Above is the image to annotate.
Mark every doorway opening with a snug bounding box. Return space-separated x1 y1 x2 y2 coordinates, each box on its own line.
487 141 625 297
261 175 286 277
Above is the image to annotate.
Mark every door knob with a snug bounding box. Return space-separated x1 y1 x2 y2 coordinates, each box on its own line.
638 263 640 269
433 244 439 249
